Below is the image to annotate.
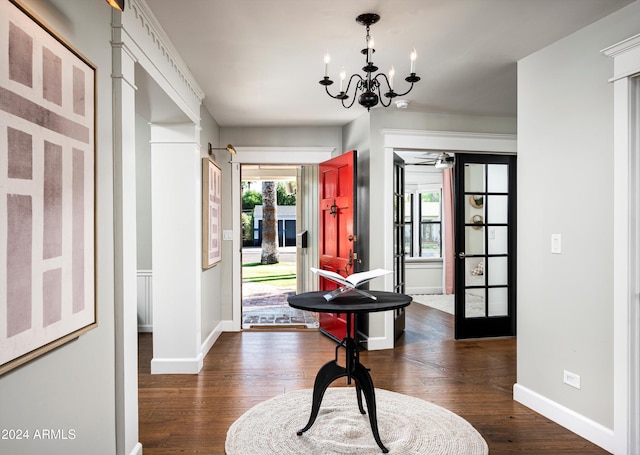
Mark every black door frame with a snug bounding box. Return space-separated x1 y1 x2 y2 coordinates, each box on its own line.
393 153 406 340
454 153 517 339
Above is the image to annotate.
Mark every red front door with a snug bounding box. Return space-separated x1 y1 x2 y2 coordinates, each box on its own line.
318 151 357 341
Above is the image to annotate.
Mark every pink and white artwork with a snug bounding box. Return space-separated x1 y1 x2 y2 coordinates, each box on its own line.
202 158 221 269
0 1 96 375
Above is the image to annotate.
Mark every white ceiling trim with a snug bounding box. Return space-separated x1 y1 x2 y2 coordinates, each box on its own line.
231 147 335 164
382 129 517 154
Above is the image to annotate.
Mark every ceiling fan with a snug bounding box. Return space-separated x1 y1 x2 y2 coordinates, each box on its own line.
413 152 455 169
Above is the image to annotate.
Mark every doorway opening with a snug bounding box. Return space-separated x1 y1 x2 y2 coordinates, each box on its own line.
394 151 455 315
240 164 318 330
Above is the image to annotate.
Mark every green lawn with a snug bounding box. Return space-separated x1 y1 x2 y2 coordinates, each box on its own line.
242 262 296 288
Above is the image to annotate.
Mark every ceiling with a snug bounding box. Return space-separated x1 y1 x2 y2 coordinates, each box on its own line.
145 0 633 128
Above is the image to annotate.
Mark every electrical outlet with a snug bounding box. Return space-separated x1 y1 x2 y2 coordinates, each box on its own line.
563 370 581 389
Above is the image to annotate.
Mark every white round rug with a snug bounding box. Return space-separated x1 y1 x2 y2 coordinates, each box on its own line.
225 387 488 454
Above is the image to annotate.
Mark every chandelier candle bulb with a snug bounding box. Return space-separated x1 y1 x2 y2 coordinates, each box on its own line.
410 48 417 73
389 66 395 90
340 68 346 92
324 51 330 77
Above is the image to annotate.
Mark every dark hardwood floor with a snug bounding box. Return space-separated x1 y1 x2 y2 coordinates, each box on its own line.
138 303 609 454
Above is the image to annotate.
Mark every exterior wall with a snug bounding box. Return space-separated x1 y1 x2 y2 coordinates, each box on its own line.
516 1 640 445
0 1 117 454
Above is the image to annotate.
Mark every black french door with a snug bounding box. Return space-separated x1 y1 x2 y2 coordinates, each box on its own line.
393 153 406 340
454 154 517 339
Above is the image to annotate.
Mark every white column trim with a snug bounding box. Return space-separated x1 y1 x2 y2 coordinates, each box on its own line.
149 124 202 375
111 20 140 455
602 35 640 455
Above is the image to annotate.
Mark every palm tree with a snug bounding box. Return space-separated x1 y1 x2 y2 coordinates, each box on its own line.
260 181 279 264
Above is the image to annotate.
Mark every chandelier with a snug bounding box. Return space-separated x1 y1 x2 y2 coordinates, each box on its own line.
320 13 420 110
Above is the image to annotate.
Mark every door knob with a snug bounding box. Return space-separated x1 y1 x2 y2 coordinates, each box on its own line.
458 252 466 259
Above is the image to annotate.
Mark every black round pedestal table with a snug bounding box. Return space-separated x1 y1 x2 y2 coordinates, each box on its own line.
288 291 412 454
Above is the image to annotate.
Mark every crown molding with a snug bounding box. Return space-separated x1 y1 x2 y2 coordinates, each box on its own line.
602 33 640 82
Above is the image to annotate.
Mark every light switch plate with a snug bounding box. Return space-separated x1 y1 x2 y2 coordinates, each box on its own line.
551 234 562 254
223 230 233 241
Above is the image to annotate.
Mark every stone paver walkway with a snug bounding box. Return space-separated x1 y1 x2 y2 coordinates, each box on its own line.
242 281 318 329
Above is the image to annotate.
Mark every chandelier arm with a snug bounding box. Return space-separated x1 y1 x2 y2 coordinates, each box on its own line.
342 93 359 109
344 73 364 95
324 84 344 100
372 73 392 92
339 74 364 108
391 79 417 98
378 90 392 107
371 75 392 107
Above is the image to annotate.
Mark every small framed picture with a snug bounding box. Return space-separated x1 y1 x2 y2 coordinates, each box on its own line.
202 158 222 268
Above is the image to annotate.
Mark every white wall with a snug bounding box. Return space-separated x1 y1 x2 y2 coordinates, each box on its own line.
516 2 640 448
406 261 443 294
343 113 372 274
0 1 117 453
135 114 152 270
199 107 223 349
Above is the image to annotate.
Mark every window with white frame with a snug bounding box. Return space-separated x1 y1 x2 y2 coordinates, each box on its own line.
404 189 442 258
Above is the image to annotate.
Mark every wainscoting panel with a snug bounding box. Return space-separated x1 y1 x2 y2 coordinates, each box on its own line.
137 270 153 332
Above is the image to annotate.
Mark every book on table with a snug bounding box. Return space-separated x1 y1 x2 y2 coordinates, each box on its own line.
310 267 392 301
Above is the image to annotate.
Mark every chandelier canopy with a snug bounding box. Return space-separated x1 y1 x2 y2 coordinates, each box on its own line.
320 13 420 110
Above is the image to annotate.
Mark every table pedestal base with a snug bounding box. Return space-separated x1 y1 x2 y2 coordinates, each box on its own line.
296 339 388 453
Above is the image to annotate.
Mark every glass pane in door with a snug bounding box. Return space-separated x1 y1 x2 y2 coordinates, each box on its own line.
487 164 508 193
487 195 508 223
465 226 485 255
465 289 485 318
488 226 508 254
465 164 485 192
488 257 508 286
466 258 485 286
488 288 508 316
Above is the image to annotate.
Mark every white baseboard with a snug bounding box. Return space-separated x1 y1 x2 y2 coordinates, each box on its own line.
129 442 142 455
406 286 442 295
359 334 394 351
513 383 614 453
201 321 224 357
150 353 204 374
220 319 239 332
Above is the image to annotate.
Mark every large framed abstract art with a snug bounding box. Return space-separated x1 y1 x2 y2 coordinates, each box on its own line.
0 1 97 375
202 158 222 269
